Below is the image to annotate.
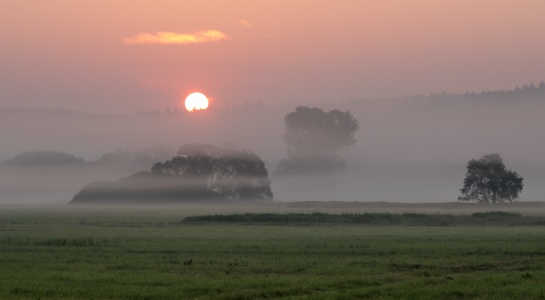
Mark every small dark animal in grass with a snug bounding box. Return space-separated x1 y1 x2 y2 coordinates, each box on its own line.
184 258 193 266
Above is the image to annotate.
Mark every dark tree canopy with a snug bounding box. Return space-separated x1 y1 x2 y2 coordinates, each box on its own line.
277 106 359 175
71 144 273 204
458 153 523 204
152 144 273 201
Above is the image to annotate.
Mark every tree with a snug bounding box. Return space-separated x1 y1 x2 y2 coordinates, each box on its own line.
94 145 174 168
277 106 359 174
1 151 86 167
152 143 273 201
458 153 523 204
71 144 273 203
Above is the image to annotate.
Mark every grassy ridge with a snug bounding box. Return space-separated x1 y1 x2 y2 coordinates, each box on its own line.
184 211 545 226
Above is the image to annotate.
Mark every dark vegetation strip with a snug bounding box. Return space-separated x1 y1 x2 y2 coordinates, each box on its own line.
183 212 545 226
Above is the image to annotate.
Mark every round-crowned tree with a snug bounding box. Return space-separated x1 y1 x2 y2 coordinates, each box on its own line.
458 153 523 204
277 106 359 175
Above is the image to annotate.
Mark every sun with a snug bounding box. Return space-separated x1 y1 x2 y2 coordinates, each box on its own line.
184 92 209 112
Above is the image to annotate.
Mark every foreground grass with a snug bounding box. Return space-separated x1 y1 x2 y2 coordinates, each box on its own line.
1 206 545 299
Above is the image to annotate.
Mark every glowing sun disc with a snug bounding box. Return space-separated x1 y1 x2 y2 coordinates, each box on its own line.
185 92 209 112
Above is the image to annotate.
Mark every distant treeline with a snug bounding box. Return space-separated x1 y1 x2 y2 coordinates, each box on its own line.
1 146 174 168
407 81 545 103
1 82 543 120
183 212 545 226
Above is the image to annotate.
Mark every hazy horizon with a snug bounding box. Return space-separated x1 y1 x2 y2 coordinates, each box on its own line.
1 83 544 204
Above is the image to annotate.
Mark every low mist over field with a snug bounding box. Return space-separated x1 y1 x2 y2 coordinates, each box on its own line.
1 85 544 204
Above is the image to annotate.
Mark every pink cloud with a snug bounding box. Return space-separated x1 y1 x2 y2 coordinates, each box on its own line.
123 30 228 45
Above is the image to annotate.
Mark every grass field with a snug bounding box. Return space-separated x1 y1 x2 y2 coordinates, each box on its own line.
1 203 545 299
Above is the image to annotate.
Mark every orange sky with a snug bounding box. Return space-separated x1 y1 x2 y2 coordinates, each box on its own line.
1 1 545 112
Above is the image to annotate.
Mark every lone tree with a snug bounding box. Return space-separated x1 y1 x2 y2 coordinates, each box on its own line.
277 106 359 174
458 153 523 204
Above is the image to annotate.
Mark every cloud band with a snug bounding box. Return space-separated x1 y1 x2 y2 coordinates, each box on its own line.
123 30 228 45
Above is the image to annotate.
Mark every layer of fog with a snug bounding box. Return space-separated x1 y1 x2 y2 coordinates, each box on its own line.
1 91 544 204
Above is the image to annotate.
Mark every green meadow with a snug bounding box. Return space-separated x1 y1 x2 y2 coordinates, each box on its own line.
1 203 545 299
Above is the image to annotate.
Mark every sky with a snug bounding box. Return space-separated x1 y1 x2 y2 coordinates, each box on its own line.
1 1 545 113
